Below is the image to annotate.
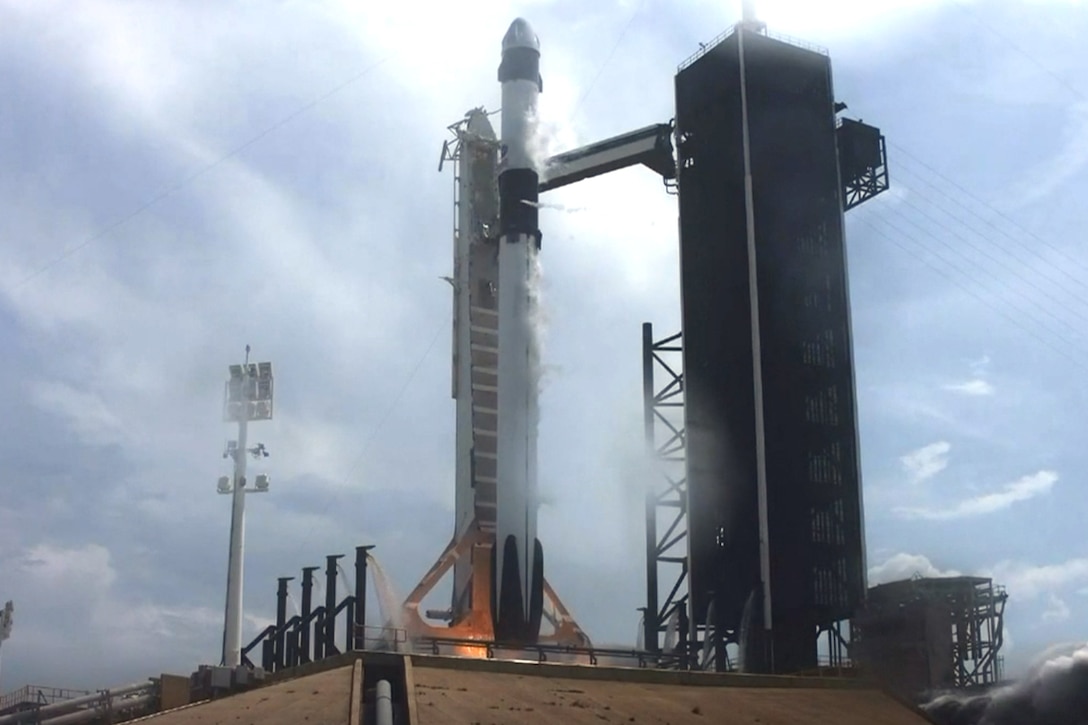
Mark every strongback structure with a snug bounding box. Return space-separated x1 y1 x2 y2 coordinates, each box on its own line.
644 21 888 674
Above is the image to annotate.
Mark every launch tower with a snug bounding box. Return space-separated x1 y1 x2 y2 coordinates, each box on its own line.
666 23 887 673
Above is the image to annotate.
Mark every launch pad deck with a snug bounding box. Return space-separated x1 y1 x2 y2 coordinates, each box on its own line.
141 651 934 724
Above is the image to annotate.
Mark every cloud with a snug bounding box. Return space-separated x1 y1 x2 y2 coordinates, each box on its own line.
2 542 235 685
1014 101 1088 207
900 440 951 482
986 558 1088 600
943 378 995 396
895 469 1057 520
30 380 129 448
868 552 961 585
2 0 1088 693
1042 594 1071 623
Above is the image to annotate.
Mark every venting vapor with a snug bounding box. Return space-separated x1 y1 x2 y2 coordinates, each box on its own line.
924 643 1088 725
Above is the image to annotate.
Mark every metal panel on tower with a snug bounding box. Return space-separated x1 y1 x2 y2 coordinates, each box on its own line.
675 27 866 674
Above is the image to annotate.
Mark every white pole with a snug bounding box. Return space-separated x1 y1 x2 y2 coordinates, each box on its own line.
222 387 250 667
741 0 757 23
737 27 774 642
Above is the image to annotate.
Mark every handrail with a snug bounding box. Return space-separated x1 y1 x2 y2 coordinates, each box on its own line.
0 687 91 713
417 636 662 668
240 624 277 661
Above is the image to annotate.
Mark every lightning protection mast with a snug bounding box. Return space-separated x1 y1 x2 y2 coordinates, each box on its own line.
219 346 274 667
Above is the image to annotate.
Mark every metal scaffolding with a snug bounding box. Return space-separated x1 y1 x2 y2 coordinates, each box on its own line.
640 324 729 669
853 576 1007 693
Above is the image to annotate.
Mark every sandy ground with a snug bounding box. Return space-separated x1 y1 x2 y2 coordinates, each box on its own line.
411 665 931 725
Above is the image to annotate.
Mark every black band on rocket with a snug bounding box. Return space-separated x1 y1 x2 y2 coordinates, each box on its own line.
499 169 540 238
499 47 542 91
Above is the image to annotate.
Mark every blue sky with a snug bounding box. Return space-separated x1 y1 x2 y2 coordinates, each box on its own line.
1 0 1086 689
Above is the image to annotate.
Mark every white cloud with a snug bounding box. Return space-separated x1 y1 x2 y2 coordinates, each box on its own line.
30 380 129 448
8 543 232 680
986 558 1088 600
943 378 995 396
740 0 954 40
1042 594 1071 623
895 469 1057 520
900 440 951 483
1014 102 1088 206
868 552 961 586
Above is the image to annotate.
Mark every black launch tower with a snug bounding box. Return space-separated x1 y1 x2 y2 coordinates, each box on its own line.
669 25 887 674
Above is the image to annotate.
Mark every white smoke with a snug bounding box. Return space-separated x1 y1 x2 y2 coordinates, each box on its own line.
525 107 570 183
923 642 1088 725
521 199 588 213
527 247 549 397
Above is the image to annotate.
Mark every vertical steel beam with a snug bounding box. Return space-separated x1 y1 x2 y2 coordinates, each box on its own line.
325 554 344 656
300 566 319 663
274 576 293 670
355 546 374 651
642 322 660 653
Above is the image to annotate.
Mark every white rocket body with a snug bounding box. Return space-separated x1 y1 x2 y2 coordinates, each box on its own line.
492 17 544 642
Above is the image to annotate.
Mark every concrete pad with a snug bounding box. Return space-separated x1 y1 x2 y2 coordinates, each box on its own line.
143 665 354 725
411 665 931 725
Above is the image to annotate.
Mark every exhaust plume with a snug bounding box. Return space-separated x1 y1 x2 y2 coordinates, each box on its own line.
923 643 1088 725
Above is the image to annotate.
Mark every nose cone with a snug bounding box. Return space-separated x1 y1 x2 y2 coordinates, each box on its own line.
502 17 539 53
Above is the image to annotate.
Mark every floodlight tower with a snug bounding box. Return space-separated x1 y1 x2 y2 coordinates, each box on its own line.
219 346 274 667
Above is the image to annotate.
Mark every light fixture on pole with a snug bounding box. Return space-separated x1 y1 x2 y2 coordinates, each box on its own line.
219 347 273 668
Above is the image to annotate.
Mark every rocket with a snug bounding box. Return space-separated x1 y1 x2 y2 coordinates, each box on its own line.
491 17 545 643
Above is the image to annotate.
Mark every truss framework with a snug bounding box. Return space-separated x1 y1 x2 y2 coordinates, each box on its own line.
641 324 729 669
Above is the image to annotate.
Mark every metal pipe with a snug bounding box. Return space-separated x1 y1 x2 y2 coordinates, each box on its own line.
736 19 773 647
29 681 152 719
275 576 293 669
641 322 659 653
0 683 154 725
375 679 393 725
313 605 325 661
344 594 355 654
354 546 374 650
39 693 155 725
261 638 274 672
285 626 298 668
324 554 344 656
300 566 318 662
